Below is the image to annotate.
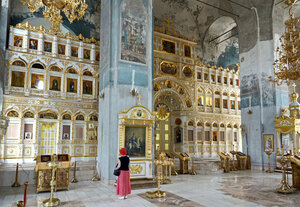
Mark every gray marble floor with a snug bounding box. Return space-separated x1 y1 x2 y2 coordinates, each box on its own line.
0 171 299 207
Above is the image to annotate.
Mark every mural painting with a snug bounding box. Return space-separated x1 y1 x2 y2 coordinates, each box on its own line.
120 0 147 64
124 126 146 157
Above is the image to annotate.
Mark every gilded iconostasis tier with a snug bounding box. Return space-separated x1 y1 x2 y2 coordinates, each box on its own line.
0 23 99 161
153 24 241 157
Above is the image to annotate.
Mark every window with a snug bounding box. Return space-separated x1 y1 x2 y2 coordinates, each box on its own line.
215 98 220 108
204 73 208 81
236 79 239 86
197 131 202 141
213 131 217 141
217 76 221 83
220 131 225 141
205 131 210 141
184 45 191 57
188 130 194 141
197 72 202 80
230 78 233 85
224 77 227 84
211 75 215 82
234 132 238 142
231 100 235 109
223 99 228 109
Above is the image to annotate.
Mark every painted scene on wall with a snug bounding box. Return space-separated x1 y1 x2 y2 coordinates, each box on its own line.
125 126 146 157
120 0 147 64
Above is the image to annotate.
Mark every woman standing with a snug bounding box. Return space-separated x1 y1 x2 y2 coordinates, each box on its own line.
115 148 131 199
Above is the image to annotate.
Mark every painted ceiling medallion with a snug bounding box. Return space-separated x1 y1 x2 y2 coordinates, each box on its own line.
156 104 169 120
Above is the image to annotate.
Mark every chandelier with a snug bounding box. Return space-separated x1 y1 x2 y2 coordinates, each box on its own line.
21 0 88 33
270 0 300 85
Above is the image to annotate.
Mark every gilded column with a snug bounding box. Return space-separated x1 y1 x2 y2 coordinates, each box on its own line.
225 126 228 153
210 126 213 156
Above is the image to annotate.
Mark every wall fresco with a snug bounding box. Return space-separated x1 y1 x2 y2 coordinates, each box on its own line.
10 0 100 39
120 0 147 64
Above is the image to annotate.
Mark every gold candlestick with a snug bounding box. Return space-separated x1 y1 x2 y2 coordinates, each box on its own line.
43 158 60 207
71 161 78 183
276 155 294 194
146 159 166 198
11 163 21 187
266 149 273 173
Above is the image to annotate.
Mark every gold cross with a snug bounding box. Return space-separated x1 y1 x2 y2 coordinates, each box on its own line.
137 94 142 106
164 17 173 34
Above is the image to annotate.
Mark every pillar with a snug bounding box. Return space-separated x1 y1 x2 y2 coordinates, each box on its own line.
239 2 289 170
0 0 12 114
98 0 153 182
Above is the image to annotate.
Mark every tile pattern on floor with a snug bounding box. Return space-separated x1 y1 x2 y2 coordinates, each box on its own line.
218 176 300 207
0 171 299 207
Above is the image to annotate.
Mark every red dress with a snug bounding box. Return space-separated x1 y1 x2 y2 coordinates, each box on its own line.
116 156 131 196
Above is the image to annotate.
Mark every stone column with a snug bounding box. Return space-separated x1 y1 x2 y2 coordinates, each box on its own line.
239 2 289 170
98 0 153 182
0 0 12 114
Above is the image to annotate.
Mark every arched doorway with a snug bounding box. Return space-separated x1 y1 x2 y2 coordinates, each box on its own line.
154 88 185 155
38 111 59 155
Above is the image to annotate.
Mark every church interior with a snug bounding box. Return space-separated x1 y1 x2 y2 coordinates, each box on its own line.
0 0 300 206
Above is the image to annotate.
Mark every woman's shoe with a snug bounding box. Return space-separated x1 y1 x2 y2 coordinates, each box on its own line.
124 196 128 199
118 196 125 200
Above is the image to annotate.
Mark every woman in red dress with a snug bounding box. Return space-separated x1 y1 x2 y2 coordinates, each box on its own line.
115 148 131 199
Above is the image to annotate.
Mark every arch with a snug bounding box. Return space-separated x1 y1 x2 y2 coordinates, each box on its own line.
215 91 221 95
66 67 78 74
227 124 232 128
12 60 26 67
154 89 184 111
75 113 85 121
89 114 98 121
39 110 58 119
6 110 19 117
205 122 211 127
83 70 93 76
197 121 203 127
213 123 218 128
188 120 194 126
198 87 205 93
62 113 72 120
23 111 34 118
31 62 45 69
49 65 62 72
220 123 225 128
203 16 239 69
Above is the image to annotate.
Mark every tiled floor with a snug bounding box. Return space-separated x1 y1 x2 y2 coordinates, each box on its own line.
1 171 299 207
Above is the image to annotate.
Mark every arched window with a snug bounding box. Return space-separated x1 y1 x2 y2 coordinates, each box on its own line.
198 88 204 106
197 122 203 141
204 122 211 141
66 68 78 93
188 121 194 141
30 62 45 90
82 70 93 95
206 90 213 107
